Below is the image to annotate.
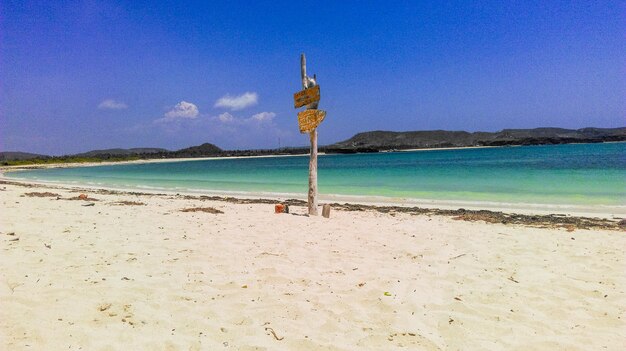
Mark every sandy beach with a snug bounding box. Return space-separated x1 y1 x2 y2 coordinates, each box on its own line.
0 179 624 350
4 0 625 349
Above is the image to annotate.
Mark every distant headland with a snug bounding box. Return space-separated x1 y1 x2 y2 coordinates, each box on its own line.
2 127 624 165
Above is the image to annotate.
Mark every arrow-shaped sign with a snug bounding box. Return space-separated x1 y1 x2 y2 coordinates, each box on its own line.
293 85 320 109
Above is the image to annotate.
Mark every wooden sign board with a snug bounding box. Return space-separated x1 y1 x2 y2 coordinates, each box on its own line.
293 85 320 108
298 109 326 133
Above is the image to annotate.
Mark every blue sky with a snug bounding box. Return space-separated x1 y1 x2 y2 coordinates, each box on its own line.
1 1 624 155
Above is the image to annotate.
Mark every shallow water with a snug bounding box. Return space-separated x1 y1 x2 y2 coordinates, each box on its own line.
7 143 625 206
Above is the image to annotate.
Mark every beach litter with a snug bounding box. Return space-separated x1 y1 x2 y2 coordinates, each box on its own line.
274 203 289 214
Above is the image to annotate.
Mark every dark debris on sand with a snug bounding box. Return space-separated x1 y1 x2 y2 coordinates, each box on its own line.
110 201 146 206
65 195 99 201
329 204 621 231
176 194 621 231
180 207 224 214
23 192 60 197
75 188 166 197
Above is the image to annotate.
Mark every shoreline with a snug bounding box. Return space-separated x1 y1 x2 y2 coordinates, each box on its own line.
1 178 622 231
1 174 624 219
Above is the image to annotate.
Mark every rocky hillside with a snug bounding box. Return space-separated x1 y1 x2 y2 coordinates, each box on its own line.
326 127 626 153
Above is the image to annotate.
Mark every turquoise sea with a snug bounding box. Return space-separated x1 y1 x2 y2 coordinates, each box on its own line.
6 143 625 206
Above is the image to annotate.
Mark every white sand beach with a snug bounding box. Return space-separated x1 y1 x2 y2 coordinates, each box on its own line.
1 180 625 350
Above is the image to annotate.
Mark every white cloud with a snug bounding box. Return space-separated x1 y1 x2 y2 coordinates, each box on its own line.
213 111 276 124
214 92 258 111
164 101 199 120
218 112 235 123
98 99 127 110
154 101 200 125
250 111 276 122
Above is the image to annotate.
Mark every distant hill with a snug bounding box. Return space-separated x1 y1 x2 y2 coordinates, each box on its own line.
75 148 169 158
326 127 626 153
67 144 223 159
171 143 222 157
0 151 50 161
67 143 224 159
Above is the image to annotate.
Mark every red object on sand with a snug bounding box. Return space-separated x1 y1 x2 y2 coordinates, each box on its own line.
275 204 285 214
78 194 88 200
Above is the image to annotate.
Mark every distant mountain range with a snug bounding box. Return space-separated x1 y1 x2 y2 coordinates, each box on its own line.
1 127 624 163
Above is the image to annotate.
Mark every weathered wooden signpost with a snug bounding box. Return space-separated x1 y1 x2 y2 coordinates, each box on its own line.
294 53 325 216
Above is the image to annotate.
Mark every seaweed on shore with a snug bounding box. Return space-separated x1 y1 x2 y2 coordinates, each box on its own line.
65 195 99 201
174 195 621 231
110 201 146 206
327 204 620 231
180 207 223 214
22 192 59 197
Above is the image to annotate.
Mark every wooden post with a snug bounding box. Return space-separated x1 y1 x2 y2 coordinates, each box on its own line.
308 128 319 215
301 53 319 216
322 204 331 218
301 54 308 90
295 53 324 216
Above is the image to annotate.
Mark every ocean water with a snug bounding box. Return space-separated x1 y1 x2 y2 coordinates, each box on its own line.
6 143 625 206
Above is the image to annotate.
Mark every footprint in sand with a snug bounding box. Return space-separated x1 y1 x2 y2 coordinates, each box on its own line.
357 331 441 350
97 303 141 326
